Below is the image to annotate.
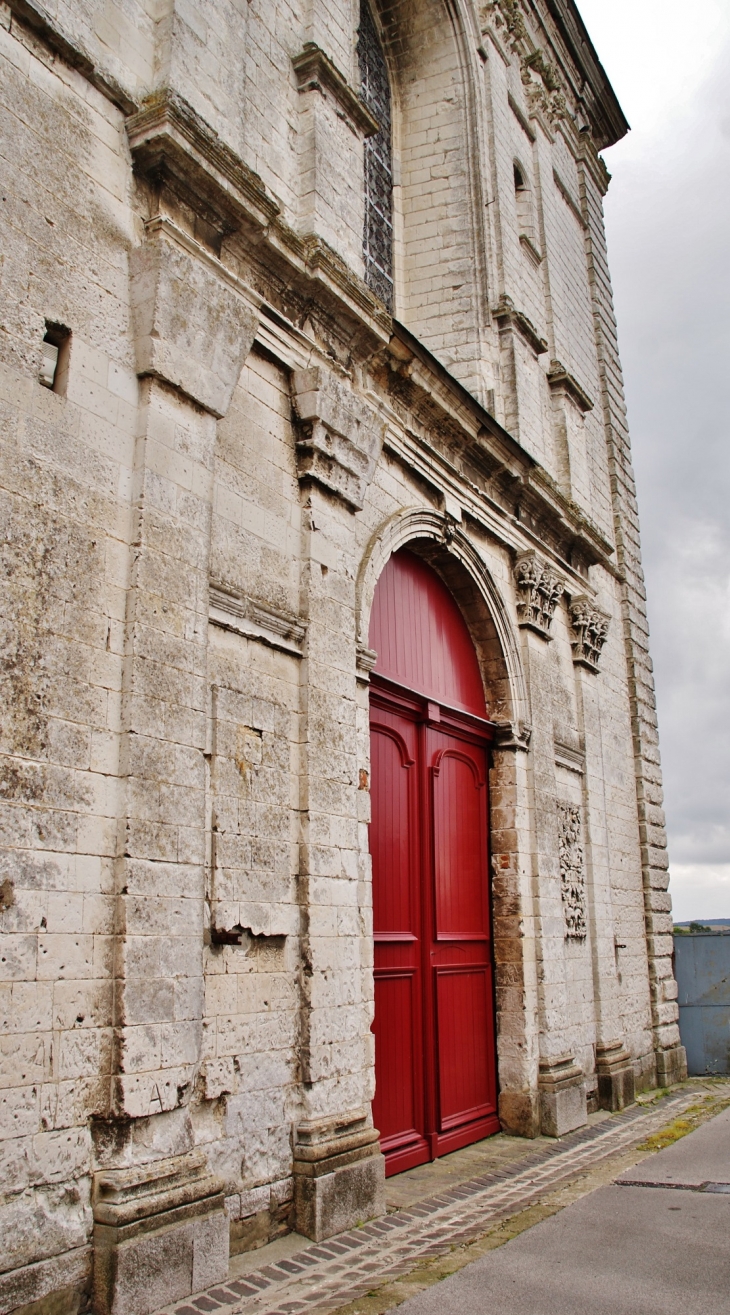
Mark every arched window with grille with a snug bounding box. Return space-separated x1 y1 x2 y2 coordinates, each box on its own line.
357 0 393 310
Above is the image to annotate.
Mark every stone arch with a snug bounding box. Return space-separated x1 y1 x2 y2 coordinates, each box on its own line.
357 508 529 733
372 0 489 399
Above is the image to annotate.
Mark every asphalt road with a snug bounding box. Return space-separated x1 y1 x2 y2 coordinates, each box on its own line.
395 1106 730 1315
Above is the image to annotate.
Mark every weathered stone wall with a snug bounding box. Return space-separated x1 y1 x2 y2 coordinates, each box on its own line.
0 0 684 1309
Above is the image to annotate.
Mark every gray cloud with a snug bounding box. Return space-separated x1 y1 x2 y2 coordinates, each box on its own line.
579 5 730 909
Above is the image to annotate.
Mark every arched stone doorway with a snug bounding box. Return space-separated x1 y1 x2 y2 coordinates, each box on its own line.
368 548 500 1175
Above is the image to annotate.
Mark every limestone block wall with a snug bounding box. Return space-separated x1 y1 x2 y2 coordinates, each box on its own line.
0 14 137 1298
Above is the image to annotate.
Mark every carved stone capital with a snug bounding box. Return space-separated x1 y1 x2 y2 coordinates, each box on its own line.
514 550 565 639
291 367 385 510
493 720 532 752
568 595 610 671
130 219 259 417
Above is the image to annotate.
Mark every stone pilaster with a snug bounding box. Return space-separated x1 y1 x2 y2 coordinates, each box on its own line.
100 219 258 1308
519 624 588 1137
580 157 686 1088
291 367 386 1238
490 728 542 1139
574 661 635 1112
293 43 376 277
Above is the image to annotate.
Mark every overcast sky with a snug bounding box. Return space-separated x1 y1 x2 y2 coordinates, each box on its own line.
576 0 730 922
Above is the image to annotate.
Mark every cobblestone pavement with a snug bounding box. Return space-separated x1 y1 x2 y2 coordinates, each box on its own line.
157 1089 717 1315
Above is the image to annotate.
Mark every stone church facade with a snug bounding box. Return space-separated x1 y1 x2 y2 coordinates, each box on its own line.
0 0 686 1310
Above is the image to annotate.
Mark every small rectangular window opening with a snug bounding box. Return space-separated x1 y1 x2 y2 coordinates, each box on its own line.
40 321 71 394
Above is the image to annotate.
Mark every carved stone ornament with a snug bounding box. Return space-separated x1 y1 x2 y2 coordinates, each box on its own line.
569 595 610 672
514 551 565 639
291 366 386 510
557 802 586 939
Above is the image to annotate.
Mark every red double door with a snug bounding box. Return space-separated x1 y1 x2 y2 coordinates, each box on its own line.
369 550 499 1176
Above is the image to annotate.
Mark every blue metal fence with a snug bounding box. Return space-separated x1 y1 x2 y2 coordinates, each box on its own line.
674 933 730 1076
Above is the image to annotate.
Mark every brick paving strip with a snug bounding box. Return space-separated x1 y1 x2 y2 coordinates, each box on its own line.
157 1088 726 1315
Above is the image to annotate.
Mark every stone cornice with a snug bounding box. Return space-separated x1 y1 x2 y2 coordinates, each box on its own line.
4 0 139 114
127 90 281 231
292 44 380 137
542 0 629 149
126 91 392 348
492 295 548 356
378 322 615 577
552 167 586 228
508 92 536 143
547 360 594 413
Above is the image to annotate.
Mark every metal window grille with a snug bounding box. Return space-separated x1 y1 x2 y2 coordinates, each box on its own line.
357 1 393 310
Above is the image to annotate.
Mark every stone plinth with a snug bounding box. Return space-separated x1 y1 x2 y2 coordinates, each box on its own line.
596 1042 636 1112
655 1044 688 1088
92 1153 228 1315
293 1110 385 1242
538 1056 587 1137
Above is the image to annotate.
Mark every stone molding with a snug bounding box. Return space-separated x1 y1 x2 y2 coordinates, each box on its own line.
209 582 306 656
130 218 259 417
557 801 587 939
292 43 380 137
547 359 594 412
568 595 610 671
508 90 536 142
492 294 548 356
126 91 391 344
519 233 544 267
513 550 565 638
554 739 585 775
291 366 386 510
356 642 378 681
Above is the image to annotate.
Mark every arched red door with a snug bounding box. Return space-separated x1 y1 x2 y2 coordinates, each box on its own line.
369 549 500 1176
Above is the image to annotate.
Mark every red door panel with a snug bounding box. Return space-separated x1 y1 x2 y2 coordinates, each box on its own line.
370 725 415 935
370 708 429 1172
435 967 494 1129
372 972 419 1145
428 726 498 1155
432 747 489 939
